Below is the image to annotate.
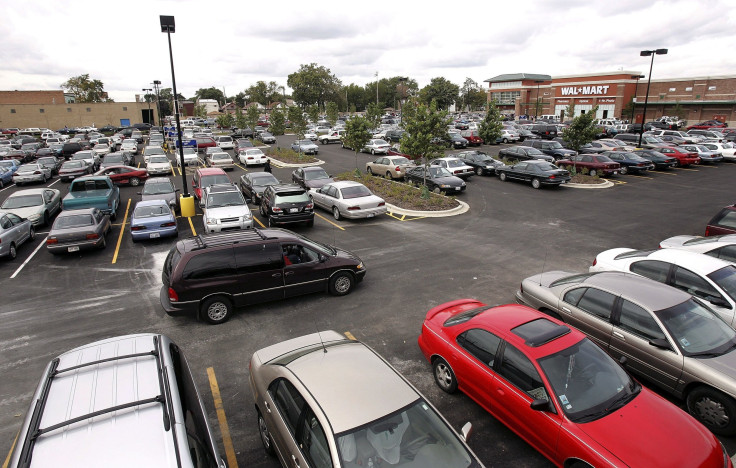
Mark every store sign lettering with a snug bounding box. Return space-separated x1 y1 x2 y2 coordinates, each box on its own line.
560 85 610 96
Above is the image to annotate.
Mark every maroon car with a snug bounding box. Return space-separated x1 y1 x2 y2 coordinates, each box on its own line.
195 137 217 153
687 120 727 130
94 165 150 186
556 154 620 177
706 204 736 236
460 130 484 146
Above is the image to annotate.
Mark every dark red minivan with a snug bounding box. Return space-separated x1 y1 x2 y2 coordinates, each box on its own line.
706 204 736 236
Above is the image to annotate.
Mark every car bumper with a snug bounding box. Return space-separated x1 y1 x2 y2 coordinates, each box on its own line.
205 219 254 233
441 185 466 193
148 167 172 175
13 175 44 183
47 237 105 253
131 225 178 241
159 285 198 317
243 158 268 166
268 212 314 225
341 206 387 219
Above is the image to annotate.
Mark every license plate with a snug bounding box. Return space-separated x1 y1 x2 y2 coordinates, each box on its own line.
150 232 160 239
455 187 460 191
289 208 298 213
68 246 79 252
561 180 567 184
367 213 375 218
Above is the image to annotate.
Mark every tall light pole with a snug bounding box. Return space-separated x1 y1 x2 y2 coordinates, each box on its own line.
152 80 162 127
142 88 152 124
534 80 544 119
160 15 191 207
638 49 668 148
629 74 644 124
397 77 408 124
375 71 379 105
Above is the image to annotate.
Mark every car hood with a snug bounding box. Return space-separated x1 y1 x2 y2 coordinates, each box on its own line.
205 205 250 218
141 193 176 205
4 205 42 220
694 351 736 379
578 390 722 468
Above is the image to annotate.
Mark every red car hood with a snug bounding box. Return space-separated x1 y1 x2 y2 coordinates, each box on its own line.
577 389 722 467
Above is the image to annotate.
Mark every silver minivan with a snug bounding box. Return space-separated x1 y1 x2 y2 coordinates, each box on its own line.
7 334 226 467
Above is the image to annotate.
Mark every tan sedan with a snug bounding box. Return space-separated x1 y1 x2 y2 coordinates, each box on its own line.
365 155 415 180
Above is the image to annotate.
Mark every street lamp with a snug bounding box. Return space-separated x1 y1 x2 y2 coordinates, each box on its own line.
152 80 162 127
629 74 645 124
397 77 408 124
160 14 193 214
534 80 544 119
142 88 152 124
637 48 668 148
375 71 379 105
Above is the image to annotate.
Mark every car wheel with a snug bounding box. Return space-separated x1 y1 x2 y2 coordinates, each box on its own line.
531 178 541 189
367 167 373 175
674 160 680 167
329 271 354 296
588 169 597 177
8 243 17 260
499 172 507 181
99 236 107 249
475 167 483 176
29 226 36 240
268 217 275 227
257 411 276 456
432 186 441 194
42 174 47 183
129 177 140 186
687 387 736 435
502 138 509 144
620 166 628 175
433 357 458 394
201 295 232 325
110 210 117 221
371 149 376 155
385 171 392 180
332 206 341 220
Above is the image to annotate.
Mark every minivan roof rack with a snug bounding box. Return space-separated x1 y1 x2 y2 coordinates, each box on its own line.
190 228 273 251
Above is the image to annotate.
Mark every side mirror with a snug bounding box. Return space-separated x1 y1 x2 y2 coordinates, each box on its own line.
460 422 473 441
619 356 628 366
649 338 672 350
530 399 553 413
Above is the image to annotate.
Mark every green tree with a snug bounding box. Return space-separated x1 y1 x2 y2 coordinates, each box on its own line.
234 91 247 108
245 106 260 131
157 88 184 118
194 87 225 105
460 78 486 111
306 104 320 124
562 105 600 170
342 116 373 169
325 102 339 127
365 102 382 130
60 74 113 103
288 106 307 139
400 100 449 187
270 108 286 136
287 63 342 109
478 100 504 145
418 77 459 110
235 107 247 129
344 83 368 112
216 113 234 129
244 81 281 106
194 104 207 118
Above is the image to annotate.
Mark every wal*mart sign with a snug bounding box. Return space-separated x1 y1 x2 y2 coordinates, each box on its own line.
560 85 610 96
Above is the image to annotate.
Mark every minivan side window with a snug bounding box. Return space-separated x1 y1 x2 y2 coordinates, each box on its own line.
234 244 283 273
182 248 236 280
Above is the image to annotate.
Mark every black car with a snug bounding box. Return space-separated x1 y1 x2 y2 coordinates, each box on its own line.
403 166 466 194
384 129 405 143
292 166 334 189
99 125 117 133
259 184 314 227
133 123 152 131
496 160 570 189
530 124 558 140
35 156 63 175
61 142 84 159
455 150 505 176
633 149 678 170
231 127 254 139
447 133 469 149
498 145 556 163
239 171 279 205
525 139 577 160
234 138 254 152
601 151 655 174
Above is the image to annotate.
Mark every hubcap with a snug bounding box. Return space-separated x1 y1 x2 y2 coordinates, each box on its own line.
259 416 271 449
334 276 351 293
207 302 228 321
435 363 452 389
694 396 730 428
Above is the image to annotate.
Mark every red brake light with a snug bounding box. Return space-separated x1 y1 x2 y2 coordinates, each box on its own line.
168 287 179 302
705 226 711 237
131 225 146 231
378 202 385 207
347 206 360 211
272 207 282 213
306 203 314 210
395 166 401 172
46 238 58 245
549 175 555 179
86 233 99 240
161 222 176 227
592 258 597 266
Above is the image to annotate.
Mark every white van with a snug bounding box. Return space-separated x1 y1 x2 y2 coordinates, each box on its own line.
8 334 226 468
539 114 559 122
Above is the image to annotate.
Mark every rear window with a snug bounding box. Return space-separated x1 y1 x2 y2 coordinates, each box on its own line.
200 175 230 188
55 214 94 228
712 209 736 230
163 246 182 285
275 192 309 203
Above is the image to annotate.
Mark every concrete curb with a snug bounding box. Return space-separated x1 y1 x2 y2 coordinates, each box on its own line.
564 179 614 189
268 156 325 168
386 200 469 217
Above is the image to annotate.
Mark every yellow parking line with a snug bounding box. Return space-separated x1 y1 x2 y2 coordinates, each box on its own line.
253 216 265 228
187 217 197 236
628 174 653 180
344 331 356 340
698 164 718 168
654 171 678 176
315 212 345 230
234 163 247 171
678 167 699 172
111 198 131 264
2 430 19 468
206 367 238 468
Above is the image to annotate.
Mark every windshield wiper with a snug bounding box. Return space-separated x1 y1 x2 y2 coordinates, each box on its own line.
606 390 638 413
574 410 608 423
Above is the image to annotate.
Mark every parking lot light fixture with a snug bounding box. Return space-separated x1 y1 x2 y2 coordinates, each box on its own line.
637 49 668 148
142 88 153 124
152 80 162 127
629 75 645 125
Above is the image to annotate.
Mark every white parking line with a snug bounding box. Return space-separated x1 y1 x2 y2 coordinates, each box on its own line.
10 235 48 279
0 183 16 192
47 179 59 187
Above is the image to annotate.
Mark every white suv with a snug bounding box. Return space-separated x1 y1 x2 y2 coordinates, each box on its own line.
203 184 253 233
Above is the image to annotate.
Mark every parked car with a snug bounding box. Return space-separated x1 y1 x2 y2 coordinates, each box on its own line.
404 166 466 194
0 167 12 188
46 207 111 254
35 156 63 175
657 146 701 166
175 147 200 166
12 163 53 185
234 138 254 152
497 160 571 188
239 171 279 205
521 140 575 160
63 176 120 220
688 129 726 142
259 184 314 227
384 128 405 143
195 137 217 153
556 154 621 177
256 131 276 144
310 181 386 220
419 300 730 464
70 150 100 170
92 143 111 157
498 145 554 163
215 135 234 150
292 166 334 189
702 142 736 162
659 234 736 263
616 133 668 149
205 152 234 171
679 144 724 164
362 139 391 155
142 154 171 175
291 139 319 155
707 204 736 236
1 188 61 227
100 152 129 170
251 331 483 468
601 151 655 174
455 150 505 176
633 149 678 170
119 139 139 155
129 199 178 242
365 155 415 180
202 183 253 233
460 130 483 146
590 247 736 327
192 167 231 207
94 165 149 187
430 157 475 179
139 177 179 211
160 229 365 323
238 148 268 166
687 120 727 130
530 123 558 140
515 270 736 437
0 159 21 178
58 160 93 182
0 210 35 259
649 129 701 144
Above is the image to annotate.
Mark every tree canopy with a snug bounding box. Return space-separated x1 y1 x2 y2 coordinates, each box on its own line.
325 102 339 127
60 74 113 103
459 78 487 111
399 100 449 165
287 63 342 109
419 77 459 110
342 116 373 169
478 100 504 145
245 81 281 106
194 87 225 105
562 105 600 153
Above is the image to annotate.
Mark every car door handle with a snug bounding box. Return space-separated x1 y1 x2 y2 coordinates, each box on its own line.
272 273 282 278
284 271 294 276
264 401 271 413
291 455 301 468
561 307 571 313
613 331 625 340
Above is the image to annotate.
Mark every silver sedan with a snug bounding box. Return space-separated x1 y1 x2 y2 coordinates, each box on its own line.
46 208 111 254
0 188 61 226
0 211 35 259
12 163 53 185
310 181 386 220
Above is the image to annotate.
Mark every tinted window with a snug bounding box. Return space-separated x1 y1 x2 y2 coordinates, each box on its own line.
270 379 306 434
576 288 616 320
497 344 548 401
182 248 236 280
618 300 666 341
234 244 283 273
563 287 586 306
456 329 501 367
672 266 721 301
631 260 671 282
713 210 736 230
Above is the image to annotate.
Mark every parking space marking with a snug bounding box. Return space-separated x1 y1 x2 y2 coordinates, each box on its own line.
386 212 426 222
47 179 60 187
698 165 718 168
187 217 198 236
253 215 266 228
315 213 345 230
234 163 247 171
2 430 19 468
602 178 627 185
10 235 48 279
344 331 356 340
654 171 678 176
206 367 238 468
628 174 653 180
679 167 699 172
0 183 15 193
111 199 131 264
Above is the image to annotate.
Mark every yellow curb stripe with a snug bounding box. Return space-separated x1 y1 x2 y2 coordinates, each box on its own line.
206 367 238 468
111 198 131 264
2 430 19 468
188 217 197 236
253 216 265 228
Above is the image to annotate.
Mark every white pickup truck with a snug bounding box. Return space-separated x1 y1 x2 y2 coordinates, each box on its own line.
318 129 345 145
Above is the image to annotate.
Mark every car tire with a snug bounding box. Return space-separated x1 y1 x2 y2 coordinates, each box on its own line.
385 171 392 180
502 138 509 144
687 386 736 436
432 357 458 394
432 186 441 194
332 206 341 220
531 178 541 189
129 177 140 186
620 166 628 175
588 169 597 177
110 210 117 221
29 226 35 240
475 167 483 176
99 236 107 250
499 172 507 181
328 271 354 296
257 410 276 456
367 167 373 175
42 174 47 183
201 295 232 325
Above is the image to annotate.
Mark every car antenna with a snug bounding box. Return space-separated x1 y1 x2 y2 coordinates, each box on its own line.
539 250 548 286
317 329 327 354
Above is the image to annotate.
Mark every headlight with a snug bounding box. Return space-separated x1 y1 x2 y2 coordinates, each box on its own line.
243 213 252 220
356 262 364 270
29 213 41 220
439 184 450 188
206 218 217 225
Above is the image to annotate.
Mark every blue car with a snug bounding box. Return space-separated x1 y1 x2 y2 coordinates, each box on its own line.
0 159 21 178
129 199 178 242
601 150 655 174
0 167 13 188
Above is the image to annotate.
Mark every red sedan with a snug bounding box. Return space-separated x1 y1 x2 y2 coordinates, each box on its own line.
658 146 701 166
556 154 620 177
94 166 149 186
418 300 729 468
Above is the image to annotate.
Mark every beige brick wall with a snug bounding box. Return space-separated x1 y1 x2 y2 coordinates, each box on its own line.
0 90 66 105
0 102 157 129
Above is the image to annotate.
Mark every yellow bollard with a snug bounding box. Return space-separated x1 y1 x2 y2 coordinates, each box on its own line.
180 194 196 218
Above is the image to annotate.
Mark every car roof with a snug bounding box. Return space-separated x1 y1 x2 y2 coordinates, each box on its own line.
303 166 326 172
58 207 98 215
648 248 732 274
196 167 227 175
581 271 691 310
205 183 238 193
271 183 305 192
328 181 364 189
7 188 49 196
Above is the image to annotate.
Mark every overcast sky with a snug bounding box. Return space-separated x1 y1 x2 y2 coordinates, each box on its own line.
2 0 735 103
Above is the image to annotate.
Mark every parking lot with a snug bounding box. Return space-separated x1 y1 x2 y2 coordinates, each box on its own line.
2 134 735 467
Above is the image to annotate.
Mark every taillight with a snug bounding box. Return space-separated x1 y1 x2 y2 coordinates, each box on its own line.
131 225 146 231
549 175 556 179
86 233 99 240
34 171 41 174
347 206 360 211
395 166 401 172
168 288 179 302
46 238 58 244
378 202 385 207
306 203 314 210
272 207 282 213
161 222 176 227
592 258 597 266
705 227 711 237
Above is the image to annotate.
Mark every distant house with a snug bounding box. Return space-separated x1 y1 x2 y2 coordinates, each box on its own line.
197 99 220 114
221 101 239 115
245 102 266 111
